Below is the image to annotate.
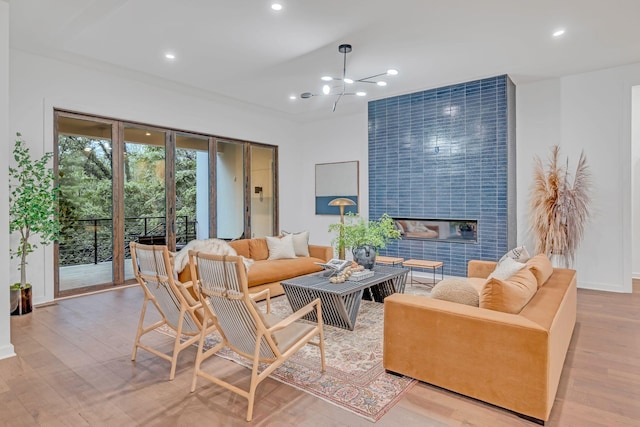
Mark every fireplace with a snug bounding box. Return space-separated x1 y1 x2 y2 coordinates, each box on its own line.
393 218 477 244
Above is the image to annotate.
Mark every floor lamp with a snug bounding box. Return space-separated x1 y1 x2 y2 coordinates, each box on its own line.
328 197 356 259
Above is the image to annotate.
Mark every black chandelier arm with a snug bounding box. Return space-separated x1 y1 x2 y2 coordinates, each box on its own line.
356 72 389 82
298 43 398 110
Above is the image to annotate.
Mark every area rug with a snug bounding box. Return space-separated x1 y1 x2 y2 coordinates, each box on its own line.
159 285 432 422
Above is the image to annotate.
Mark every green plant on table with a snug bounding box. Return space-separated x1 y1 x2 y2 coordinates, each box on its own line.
9 132 60 290
329 213 401 254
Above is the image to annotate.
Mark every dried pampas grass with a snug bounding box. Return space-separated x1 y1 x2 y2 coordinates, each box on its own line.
529 146 591 267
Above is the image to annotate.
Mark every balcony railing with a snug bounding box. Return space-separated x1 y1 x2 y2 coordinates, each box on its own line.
59 216 197 266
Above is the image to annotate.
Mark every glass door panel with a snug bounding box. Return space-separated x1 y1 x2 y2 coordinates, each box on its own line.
216 140 245 239
250 145 276 238
123 126 166 280
57 116 114 292
176 133 209 247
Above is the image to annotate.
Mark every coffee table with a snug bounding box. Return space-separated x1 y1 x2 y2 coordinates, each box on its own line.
281 266 409 330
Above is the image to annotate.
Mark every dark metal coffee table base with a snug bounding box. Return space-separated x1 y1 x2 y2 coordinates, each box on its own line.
281 266 408 330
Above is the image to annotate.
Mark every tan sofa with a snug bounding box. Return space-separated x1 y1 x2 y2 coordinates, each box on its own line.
178 237 333 298
383 259 577 423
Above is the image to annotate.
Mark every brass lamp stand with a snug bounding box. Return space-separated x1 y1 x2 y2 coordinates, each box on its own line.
328 197 356 259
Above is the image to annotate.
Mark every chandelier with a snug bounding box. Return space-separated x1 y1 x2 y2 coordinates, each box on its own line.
300 44 398 112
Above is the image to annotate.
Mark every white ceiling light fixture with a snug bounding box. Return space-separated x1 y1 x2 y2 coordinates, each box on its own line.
164 53 176 60
553 28 566 37
300 43 399 112
271 3 283 11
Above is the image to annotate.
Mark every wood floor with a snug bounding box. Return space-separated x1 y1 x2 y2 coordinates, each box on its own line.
1 282 639 426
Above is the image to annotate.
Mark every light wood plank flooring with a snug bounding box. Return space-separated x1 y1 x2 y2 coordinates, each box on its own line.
1 282 639 426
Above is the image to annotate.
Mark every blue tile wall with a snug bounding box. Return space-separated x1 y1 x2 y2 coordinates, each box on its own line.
369 75 514 277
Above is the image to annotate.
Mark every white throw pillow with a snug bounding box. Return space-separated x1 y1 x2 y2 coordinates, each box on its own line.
266 234 297 260
488 256 527 280
281 230 310 257
498 245 531 264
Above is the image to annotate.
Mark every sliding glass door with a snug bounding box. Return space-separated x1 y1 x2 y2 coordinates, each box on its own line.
56 114 115 294
250 145 277 238
216 140 246 240
54 111 277 297
176 133 210 246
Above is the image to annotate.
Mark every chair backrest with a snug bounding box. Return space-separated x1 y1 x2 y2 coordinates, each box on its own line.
190 251 277 360
130 242 200 334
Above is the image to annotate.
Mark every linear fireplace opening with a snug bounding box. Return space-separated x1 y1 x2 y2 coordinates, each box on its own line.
393 218 477 244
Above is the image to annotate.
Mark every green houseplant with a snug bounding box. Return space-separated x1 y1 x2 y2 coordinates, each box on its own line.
9 133 60 315
329 213 401 268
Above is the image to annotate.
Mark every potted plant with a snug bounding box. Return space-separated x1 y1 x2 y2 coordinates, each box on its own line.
329 213 401 268
529 146 590 267
9 133 60 315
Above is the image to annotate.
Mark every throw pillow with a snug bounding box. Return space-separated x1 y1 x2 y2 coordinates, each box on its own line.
488 256 527 280
430 278 480 307
266 234 297 260
526 253 554 288
498 245 531 264
480 268 538 314
173 238 238 274
281 230 310 257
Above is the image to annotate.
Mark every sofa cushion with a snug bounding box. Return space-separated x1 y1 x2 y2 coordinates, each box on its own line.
526 253 554 288
467 277 488 294
282 230 310 257
430 278 479 306
247 257 324 287
228 239 250 258
266 234 297 260
249 238 270 260
488 256 527 280
480 268 538 314
498 245 531 264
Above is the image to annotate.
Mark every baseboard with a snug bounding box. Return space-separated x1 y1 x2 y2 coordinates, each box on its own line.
577 280 629 293
0 343 16 361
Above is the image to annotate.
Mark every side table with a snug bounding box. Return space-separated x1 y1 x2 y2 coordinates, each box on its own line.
402 259 444 287
376 256 404 266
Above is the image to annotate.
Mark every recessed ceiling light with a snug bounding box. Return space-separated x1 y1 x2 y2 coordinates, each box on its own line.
289 95 296 100
322 85 331 95
377 81 387 87
386 69 399 76
271 3 282 11
321 76 333 81
356 91 366 97
145 132 151 136
344 78 354 84
553 29 565 37
164 53 176 60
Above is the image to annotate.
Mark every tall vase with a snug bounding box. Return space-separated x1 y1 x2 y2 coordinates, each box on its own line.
10 286 32 316
352 245 377 270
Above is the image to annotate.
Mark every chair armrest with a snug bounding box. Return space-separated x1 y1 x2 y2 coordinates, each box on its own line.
269 298 321 332
309 245 333 262
250 288 271 314
468 260 497 279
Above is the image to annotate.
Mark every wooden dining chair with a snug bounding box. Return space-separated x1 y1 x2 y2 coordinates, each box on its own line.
129 242 217 380
188 251 325 421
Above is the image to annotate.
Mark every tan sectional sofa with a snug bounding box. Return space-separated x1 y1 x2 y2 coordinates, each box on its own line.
178 237 333 298
383 258 577 423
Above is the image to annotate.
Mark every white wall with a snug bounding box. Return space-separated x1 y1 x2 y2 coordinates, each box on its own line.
633 86 640 278
0 0 16 360
517 63 640 293
282 111 369 255
9 48 301 305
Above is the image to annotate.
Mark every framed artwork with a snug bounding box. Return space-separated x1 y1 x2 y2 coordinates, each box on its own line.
315 161 359 215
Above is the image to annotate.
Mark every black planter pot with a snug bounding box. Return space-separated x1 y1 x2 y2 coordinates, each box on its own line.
352 245 377 270
10 287 32 316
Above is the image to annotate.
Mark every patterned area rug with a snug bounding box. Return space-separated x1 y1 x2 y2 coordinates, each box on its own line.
160 285 432 422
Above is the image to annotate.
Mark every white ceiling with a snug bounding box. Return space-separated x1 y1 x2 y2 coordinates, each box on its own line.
9 0 640 121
